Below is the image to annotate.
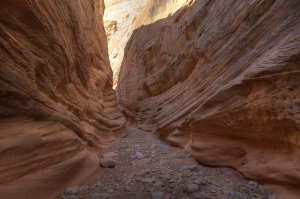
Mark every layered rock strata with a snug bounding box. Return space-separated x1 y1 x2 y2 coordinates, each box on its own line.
0 0 125 198
117 0 300 197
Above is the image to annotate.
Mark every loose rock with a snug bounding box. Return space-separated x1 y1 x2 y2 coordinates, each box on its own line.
152 191 165 199
247 181 258 190
64 186 79 196
187 184 198 193
102 152 118 158
135 152 144 159
99 158 116 168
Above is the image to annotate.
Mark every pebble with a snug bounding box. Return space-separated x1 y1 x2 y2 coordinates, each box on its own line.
97 181 103 187
152 191 165 199
247 181 258 190
124 186 132 191
141 178 155 183
135 152 144 159
154 180 164 187
193 192 202 199
64 186 79 195
187 184 198 193
107 189 114 193
102 152 118 158
99 158 116 168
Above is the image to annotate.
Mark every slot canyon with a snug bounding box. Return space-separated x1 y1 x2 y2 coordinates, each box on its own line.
0 0 299 198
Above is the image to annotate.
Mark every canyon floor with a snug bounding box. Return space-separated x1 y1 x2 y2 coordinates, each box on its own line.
59 125 278 199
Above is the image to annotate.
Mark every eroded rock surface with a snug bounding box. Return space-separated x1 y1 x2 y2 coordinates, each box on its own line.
117 0 300 198
0 0 125 198
104 0 147 86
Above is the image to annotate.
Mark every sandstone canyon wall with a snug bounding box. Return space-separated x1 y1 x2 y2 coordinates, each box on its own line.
116 0 300 197
0 0 125 198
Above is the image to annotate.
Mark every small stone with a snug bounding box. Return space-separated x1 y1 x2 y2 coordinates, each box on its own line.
141 178 155 183
152 191 165 199
187 154 192 158
254 187 265 195
187 166 198 170
135 152 144 159
102 152 118 158
187 184 198 193
154 180 164 187
125 149 130 152
97 181 104 187
125 186 132 191
193 180 201 185
168 183 176 188
247 181 258 190
64 186 79 195
100 158 116 168
193 193 202 199
125 179 132 185
107 189 114 193
151 154 157 158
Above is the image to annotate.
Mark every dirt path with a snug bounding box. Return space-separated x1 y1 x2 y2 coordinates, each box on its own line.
59 125 278 199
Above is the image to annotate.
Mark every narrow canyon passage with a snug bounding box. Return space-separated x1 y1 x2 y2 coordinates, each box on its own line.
59 125 278 199
0 0 299 199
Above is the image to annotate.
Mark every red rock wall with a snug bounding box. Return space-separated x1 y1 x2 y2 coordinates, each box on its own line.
0 0 125 198
117 0 300 197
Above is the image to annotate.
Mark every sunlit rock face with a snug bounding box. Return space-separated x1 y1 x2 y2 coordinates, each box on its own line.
117 0 300 197
0 0 125 198
104 0 147 86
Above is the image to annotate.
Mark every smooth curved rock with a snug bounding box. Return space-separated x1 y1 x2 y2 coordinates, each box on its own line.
0 0 125 198
116 0 300 198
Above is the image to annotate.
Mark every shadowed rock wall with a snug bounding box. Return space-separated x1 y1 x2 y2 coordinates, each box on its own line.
0 0 125 198
117 0 300 197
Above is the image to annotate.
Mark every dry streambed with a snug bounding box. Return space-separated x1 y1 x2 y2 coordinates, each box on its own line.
59 125 277 199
